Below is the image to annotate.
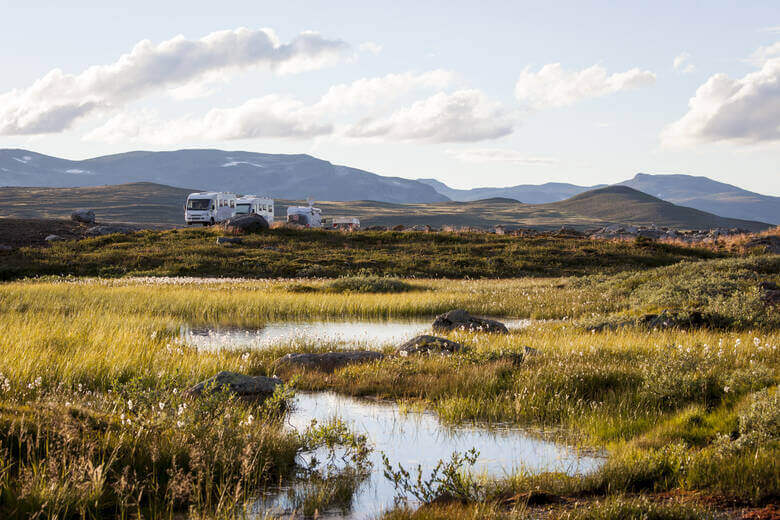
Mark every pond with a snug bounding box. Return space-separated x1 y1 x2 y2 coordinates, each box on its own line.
181 318 535 350
252 392 604 518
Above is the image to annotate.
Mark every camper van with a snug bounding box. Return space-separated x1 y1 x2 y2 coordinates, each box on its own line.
185 192 237 225
286 203 323 228
235 196 274 225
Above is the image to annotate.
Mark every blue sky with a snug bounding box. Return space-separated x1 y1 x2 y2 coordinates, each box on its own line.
1 0 778 194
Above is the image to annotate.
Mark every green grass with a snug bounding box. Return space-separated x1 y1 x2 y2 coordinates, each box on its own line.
0 255 777 518
0 226 722 280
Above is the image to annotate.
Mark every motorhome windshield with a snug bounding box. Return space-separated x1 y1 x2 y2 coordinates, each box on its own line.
235 203 250 214
187 199 211 210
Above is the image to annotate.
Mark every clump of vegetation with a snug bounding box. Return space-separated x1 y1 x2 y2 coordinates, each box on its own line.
382 448 482 504
325 276 421 293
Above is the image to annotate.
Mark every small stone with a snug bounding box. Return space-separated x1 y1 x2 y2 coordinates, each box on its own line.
432 309 508 334
274 351 384 373
216 236 243 245
45 234 64 242
185 371 282 399
396 335 464 356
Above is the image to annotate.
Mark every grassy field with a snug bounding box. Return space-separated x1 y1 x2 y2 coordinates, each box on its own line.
0 253 778 518
0 226 725 280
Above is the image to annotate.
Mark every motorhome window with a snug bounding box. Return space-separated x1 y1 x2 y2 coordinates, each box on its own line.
235 203 250 214
187 199 211 210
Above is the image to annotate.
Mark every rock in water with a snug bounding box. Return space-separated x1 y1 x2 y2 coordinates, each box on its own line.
274 351 384 373
432 309 508 334
396 335 463 356
223 214 269 234
71 209 95 224
185 371 282 399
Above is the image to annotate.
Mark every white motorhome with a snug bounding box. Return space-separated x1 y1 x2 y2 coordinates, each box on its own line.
235 196 274 225
286 203 323 228
185 192 237 225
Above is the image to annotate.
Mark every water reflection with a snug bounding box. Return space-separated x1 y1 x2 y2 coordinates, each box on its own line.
253 392 604 518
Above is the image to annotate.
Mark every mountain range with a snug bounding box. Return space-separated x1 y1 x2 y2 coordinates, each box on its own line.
0 148 777 225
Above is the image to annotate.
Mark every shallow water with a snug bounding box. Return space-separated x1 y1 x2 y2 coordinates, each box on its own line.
182 318 535 350
252 392 604 518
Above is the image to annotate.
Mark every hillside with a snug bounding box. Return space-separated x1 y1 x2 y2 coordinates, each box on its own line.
0 149 448 204
619 173 780 225
0 183 770 231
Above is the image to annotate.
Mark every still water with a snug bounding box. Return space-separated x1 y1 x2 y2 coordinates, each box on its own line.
252 392 604 518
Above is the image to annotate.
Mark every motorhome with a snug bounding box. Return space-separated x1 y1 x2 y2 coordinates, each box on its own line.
185 192 237 225
235 196 274 225
286 203 323 228
332 217 360 230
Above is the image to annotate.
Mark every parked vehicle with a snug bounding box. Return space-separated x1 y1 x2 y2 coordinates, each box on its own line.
235 196 274 225
332 217 360 230
185 192 236 225
287 202 322 228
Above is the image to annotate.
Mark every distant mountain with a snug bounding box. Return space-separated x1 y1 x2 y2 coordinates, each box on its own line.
618 173 779 225
0 183 769 231
420 173 779 225
0 149 448 204
549 186 768 231
417 178 603 203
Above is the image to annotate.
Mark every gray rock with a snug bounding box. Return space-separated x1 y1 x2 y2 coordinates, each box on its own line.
71 209 95 224
185 371 282 399
216 236 243 245
223 214 269 234
45 234 64 242
397 335 463 356
85 225 136 237
432 309 508 334
274 351 384 373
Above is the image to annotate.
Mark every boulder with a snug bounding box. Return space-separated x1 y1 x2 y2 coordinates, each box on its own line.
223 214 269 234
397 335 464 356
216 236 243 245
185 371 282 399
273 351 384 373
45 234 64 242
85 225 136 237
432 309 508 334
638 310 706 329
71 209 95 224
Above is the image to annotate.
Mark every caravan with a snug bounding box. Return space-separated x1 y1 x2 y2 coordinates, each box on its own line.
185 192 237 225
235 196 275 225
286 202 323 228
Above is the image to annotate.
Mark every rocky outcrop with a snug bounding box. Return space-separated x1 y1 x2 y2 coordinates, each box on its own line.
223 214 269 234
216 236 243 245
432 310 508 334
71 209 95 224
185 371 282 399
396 335 463 356
273 351 384 373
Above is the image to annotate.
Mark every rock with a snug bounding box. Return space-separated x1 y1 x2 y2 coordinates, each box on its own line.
523 346 538 356
45 234 64 242
397 335 464 356
432 309 508 334
185 371 282 399
85 225 136 237
391 225 406 231
760 281 780 306
744 236 780 255
273 351 384 373
223 214 269 234
71 209 95 224
638 310 706 329
216 236 243 245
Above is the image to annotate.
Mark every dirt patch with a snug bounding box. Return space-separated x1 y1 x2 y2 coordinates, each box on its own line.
0 218 90 248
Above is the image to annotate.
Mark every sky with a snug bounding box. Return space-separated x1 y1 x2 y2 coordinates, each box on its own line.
1 0 779 195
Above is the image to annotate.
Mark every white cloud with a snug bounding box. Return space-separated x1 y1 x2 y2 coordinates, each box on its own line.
84 95 332 144
0 27 348 135
748 41 780 65
358 41 383 54
85 70 455 144
514 63 656 108
673 52 695 74
446 148 558 165
345 90 514 143
315 70 454 112
661 56 780 146
759 26 780 33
